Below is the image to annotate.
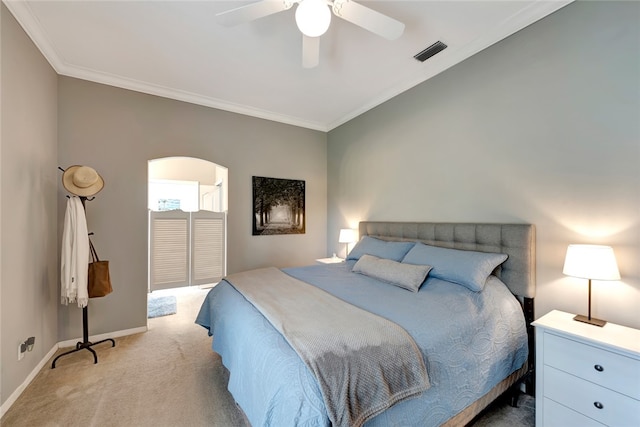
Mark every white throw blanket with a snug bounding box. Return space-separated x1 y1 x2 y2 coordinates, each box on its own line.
61 196 90 307
225 267 430 427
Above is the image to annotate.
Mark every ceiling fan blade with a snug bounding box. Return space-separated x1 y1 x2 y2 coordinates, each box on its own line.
332 0 405 40
216 1 292 27
302 35 320 68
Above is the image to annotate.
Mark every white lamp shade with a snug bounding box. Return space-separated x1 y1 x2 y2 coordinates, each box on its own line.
563 244 621 281
338 228 357 244
295 0 331 37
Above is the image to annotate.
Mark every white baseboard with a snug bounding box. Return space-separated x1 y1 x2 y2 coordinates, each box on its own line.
0 344 57 419
0 325 147 419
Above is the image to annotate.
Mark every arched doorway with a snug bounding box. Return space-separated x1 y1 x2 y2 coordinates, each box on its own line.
147 157 228 294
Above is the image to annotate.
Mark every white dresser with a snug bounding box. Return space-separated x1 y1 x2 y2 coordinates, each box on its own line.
533 310 640 427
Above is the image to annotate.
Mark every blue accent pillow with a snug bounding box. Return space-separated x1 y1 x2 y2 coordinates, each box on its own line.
353 254 432 292
401 243 508 291
346 236 416 262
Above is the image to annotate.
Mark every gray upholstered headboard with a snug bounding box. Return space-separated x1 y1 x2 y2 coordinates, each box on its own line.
359 222 536 299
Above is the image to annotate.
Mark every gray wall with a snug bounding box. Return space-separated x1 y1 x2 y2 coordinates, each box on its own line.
57 78 327 341
1 4 59 408
328 1 640 328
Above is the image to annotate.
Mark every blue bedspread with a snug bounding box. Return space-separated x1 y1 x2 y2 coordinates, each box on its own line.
196 261 528 426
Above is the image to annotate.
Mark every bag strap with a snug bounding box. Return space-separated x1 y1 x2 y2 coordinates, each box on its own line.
89 238 100 262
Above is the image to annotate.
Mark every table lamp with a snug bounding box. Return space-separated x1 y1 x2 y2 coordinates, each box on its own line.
563 244 620 327
338 229 357 259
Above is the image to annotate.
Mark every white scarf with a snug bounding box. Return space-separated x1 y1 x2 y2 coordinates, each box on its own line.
61 196 90 307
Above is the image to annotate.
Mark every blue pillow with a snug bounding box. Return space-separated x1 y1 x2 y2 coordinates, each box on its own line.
346 236 415 262
352 254 432 292
401 243 508 291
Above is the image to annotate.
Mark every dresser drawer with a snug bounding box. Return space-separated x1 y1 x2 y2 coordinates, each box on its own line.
544 332 640 399
543 398 605 427
544 365 640 426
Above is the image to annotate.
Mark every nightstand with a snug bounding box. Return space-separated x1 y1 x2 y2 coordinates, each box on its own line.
316 257 344 264
533 310 640 427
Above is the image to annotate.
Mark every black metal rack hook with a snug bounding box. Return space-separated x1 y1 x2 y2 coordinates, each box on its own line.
65 195 95 202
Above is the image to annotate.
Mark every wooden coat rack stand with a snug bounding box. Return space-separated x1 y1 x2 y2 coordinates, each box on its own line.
52 167 115 368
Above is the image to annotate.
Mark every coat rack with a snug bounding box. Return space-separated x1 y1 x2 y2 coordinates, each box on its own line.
52 166 115 368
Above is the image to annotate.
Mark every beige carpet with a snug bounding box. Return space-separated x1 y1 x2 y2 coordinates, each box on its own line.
1 288 247 427
1 287 533 427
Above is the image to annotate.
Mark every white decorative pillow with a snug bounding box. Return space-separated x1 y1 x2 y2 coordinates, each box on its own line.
352 254 432 292
401 243 508 292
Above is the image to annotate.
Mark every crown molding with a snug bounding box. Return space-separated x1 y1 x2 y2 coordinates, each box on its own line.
5 0 572 133
327 0 573 130
3 0 329 131
60 63 330 132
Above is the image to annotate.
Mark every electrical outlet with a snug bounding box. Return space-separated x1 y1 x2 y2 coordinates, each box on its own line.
18 343 25 361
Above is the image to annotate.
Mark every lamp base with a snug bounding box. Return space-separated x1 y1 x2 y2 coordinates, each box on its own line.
573 314 606 327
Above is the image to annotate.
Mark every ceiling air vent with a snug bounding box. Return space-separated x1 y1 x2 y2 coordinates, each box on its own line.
414 41 447 62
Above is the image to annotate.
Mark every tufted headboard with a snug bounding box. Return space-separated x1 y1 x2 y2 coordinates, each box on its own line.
358 221 536 299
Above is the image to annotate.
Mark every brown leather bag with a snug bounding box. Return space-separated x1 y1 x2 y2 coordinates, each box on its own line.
88 239 113 298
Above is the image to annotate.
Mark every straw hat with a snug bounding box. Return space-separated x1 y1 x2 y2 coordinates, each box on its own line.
62 165 104 197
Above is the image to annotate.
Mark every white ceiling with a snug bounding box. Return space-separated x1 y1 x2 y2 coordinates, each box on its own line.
6 1 572 131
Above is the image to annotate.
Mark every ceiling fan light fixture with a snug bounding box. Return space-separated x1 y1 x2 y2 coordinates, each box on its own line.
295 0 331 37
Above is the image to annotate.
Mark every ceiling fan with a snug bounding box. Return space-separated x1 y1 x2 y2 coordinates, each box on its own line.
216 0 405 68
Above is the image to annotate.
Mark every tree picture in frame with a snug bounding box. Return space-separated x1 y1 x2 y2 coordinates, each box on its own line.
252 176 305 235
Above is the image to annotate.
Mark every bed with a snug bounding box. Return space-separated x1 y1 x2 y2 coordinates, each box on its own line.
196 221 536 426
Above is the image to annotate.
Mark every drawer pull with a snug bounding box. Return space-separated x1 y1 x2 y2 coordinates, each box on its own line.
594 364 604 372
594 401 604 409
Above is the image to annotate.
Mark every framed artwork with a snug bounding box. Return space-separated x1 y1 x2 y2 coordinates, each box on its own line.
252 176 305 235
